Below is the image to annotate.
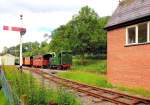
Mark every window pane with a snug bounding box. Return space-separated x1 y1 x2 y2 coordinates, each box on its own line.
128 27 136 44
138 23 147 43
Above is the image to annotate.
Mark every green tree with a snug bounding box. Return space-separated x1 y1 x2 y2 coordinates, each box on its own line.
39 41 50 54
50 25 71 52
50 6 109 64
67 6 108 64
4 42 41 57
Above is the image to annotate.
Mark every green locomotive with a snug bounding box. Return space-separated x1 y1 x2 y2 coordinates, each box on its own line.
49 51 72 69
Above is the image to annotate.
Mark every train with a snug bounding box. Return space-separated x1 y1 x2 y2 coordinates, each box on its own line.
15 51 72 70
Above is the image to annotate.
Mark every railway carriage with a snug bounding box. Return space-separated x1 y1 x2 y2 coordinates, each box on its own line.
33 55 43 67
33 54 52 68
23 57 33 66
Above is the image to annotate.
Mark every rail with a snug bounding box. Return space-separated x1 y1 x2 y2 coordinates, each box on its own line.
24 67 150 105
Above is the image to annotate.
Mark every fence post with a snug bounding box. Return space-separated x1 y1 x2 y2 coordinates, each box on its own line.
20 95 27 105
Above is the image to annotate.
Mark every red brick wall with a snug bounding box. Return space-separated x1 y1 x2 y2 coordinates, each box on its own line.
107 28 150 90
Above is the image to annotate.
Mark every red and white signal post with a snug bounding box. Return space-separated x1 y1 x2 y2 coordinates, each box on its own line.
3 14 26 69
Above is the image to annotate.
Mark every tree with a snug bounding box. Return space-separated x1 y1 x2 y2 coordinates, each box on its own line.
4 42 41 57
39 41 50 54
50 25 71 52
66 6 108 64
2 47 8 54
49 6 109 64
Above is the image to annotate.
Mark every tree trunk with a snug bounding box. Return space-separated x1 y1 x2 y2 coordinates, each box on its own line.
80 54 85 65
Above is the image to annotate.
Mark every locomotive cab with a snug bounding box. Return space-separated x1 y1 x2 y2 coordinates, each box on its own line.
50 51 72 70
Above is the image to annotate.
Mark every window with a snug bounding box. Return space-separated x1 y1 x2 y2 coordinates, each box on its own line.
138 23 147 43
126 22 150 45
127 27 136 44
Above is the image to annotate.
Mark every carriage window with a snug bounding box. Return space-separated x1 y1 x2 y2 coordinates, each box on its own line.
127 27 136 44
138 23 147 43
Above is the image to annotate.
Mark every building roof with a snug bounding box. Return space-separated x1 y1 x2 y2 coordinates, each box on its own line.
105 0 150 30
3 54 15 57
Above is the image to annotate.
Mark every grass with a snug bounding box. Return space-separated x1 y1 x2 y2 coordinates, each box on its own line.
58 71 150 98
68 57 150 97
71 58 107 73
58 71 112 88
115 85 150 98
0 90 9 105
2 66 82 105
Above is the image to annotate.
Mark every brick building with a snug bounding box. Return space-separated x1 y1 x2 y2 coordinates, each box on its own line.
105 0 150 90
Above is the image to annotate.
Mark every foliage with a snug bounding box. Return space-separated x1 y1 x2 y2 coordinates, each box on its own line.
71 58 107 73
50 6 109 64
50 25 71 52
2 66 82 105
2 41 50 57
58 71 112 88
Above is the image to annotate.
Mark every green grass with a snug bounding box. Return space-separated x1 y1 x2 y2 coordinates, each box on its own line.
58 71 150 98
115 85 150 98
0 90 9 105
2 66 82 105
58 71 112 88
69 58 150 97
71 58 107 73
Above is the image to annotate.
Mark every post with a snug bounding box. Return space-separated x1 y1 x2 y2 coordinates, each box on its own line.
20 33 23 69
19 14 23 70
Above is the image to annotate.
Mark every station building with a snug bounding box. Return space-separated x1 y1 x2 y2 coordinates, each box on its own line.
105 0 150 89
1 54 15 66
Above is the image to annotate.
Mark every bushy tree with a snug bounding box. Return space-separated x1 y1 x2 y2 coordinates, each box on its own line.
50 6 109 64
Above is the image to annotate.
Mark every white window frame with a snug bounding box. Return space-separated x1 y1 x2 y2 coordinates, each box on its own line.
126 22 150 45
126 25 137 45
147 22 150 42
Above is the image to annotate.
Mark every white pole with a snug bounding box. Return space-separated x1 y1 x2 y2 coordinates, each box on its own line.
20 34 22 67
19 14 23 69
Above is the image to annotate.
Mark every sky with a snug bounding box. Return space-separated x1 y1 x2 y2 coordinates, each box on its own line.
0 0 119 52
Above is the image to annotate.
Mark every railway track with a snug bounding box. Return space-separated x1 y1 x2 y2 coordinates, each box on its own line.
23 67 150 105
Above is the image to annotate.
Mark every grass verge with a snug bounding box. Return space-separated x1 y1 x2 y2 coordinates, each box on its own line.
71 59 107 73
115 85 150 98
58 71 150 98
58 71 112 88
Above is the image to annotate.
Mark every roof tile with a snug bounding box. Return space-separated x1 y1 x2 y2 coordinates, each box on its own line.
106 0 150 28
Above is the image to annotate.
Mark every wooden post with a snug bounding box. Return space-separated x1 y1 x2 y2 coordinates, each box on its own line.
20 95 27 105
